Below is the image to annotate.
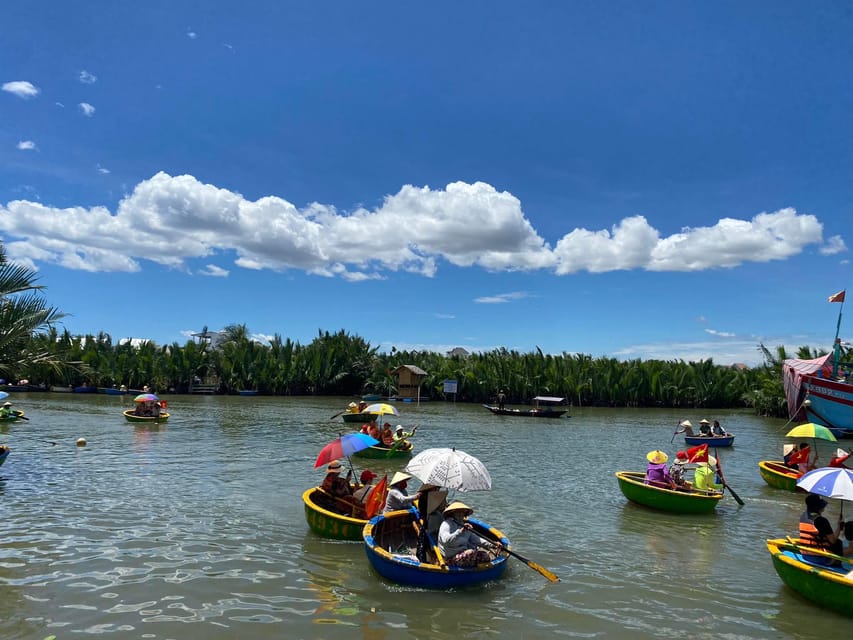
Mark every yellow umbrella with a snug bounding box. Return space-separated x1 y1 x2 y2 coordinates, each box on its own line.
785 423 838 442
364 402 399 416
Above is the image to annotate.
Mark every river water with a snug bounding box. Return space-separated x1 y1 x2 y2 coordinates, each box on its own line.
0 393 848 639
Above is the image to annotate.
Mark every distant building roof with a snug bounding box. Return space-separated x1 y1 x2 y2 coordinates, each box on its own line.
392 364 428 376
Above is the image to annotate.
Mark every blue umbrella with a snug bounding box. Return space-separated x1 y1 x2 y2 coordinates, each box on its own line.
0 391 8 401
797 467 853 517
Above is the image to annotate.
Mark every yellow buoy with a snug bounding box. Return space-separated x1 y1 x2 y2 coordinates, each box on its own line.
76 438 87 447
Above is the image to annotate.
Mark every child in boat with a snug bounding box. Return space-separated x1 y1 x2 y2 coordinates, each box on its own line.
669 451 689 489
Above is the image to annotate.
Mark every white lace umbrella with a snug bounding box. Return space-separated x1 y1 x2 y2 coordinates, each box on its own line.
405 447 492 492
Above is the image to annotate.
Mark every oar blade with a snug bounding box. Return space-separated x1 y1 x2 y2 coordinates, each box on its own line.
506 548 560 582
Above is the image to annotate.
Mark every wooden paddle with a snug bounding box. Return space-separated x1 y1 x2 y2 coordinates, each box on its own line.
330 410 346 420
670 419 683 444
783 536 848 565
470 521 560 582
714 448 745 505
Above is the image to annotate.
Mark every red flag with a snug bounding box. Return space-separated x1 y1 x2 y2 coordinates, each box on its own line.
829 452 850 468
687 443 709 463
364 474 388 518
828 290 846 303
787 446 811 466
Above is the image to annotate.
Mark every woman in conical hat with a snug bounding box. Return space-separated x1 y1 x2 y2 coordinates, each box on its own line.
645 450 675 489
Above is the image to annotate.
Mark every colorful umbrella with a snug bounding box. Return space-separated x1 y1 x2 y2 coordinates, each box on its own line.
785 423 837 442
405 447 492 491
314 433 379 468
796 467 853 502
364 402 398 416
133 393 159 403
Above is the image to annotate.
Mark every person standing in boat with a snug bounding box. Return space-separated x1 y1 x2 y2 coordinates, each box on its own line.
497 390 506 410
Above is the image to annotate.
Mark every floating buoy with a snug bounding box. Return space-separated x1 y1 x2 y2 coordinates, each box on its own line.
76 438 87 447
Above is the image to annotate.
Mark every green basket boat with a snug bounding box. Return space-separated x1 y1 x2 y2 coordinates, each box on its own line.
758 460 802 492
123 409 170 423
302 486 369 541
615 471 723 514
353 443 414 460
0 410 26 423
767 538 853 617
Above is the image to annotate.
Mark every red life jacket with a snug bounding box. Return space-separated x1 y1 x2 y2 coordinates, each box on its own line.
798 510 826 548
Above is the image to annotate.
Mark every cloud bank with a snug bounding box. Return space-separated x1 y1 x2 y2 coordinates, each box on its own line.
0 172 842 278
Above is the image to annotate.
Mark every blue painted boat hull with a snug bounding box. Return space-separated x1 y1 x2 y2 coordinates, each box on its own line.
803 376 853 438
684 435 735 447
363 510 509 588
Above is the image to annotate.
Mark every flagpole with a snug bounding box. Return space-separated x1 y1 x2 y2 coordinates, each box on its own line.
830 291 845 378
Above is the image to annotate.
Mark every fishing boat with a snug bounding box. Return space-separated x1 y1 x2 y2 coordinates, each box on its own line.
482 396 568 418
758 460 803 492
0 445 9 466
302 486 370 541
73 385 98 393
0 410 26 423
782 291 853 439
123 409 170 423
363 508 510 588
766 537 853 617
615 471 723 513
684 434 735 447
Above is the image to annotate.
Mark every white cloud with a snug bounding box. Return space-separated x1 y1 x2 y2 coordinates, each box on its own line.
705 329 736 338
96 164 110 174
820 235 847 256
199 264 229 277
0 172 837 280
434 313 455 319
474 292 531 304
16 140 37 151
79 70 97 84
187 29 197 39
2 81 39 98
79 102 96 117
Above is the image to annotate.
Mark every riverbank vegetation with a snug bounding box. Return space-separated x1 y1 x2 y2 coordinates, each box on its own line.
6 321 842 417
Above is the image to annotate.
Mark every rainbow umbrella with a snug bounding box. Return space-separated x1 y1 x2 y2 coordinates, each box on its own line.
134 393 159 403
785 423 837 442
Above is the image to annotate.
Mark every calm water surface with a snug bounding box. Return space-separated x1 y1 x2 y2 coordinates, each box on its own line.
0 394 848 639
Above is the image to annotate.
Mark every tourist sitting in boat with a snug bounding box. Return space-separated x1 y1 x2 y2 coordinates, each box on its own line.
352 469 378 502
383 471 420 513
712 420 727 436
0 401 13 418
346 402 359 414
152 401 161 419
675 419 695 436
438 501 500 567
367 419 380 440
644 450 676 489
669 451 690 489
698 419 712 436
321 460 353 498
380 423 395 447
357 401 368 413
417 483 449 537
784 442 812 472
841 521 853 570
693 457 722 493
799 493 844 566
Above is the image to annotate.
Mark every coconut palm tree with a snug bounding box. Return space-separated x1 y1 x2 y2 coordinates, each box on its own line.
0 244 69 381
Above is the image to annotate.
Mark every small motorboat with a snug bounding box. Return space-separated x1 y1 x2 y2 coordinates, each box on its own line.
482 396 569 419
615 471 723 514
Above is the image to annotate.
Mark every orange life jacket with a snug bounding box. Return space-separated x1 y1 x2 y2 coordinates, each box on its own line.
798 510 826 548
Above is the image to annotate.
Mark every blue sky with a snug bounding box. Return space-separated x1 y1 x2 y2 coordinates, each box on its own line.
1 2 850 366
